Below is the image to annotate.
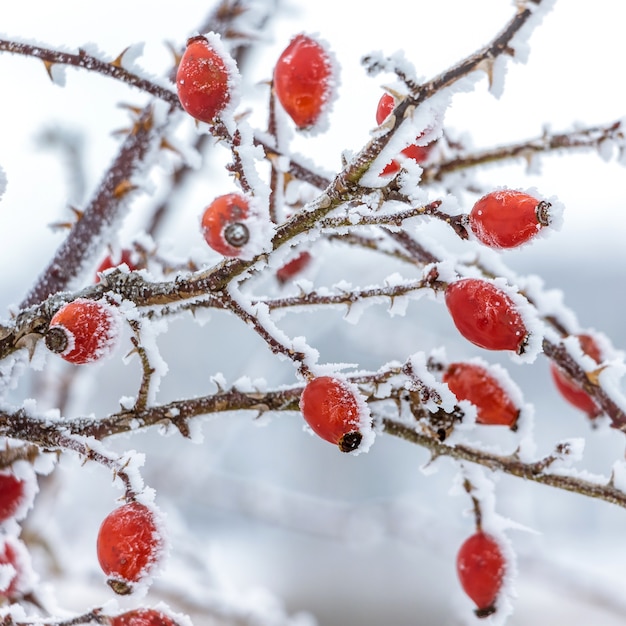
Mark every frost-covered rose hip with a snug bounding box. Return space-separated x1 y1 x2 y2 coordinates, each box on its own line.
0 471 27 524
443 362 520 428
550 334 602 417
110 609 178 626
0 536 33 600
176 34 234 123
469 189 552 249
457 531 506 617
445 278 528 353
376 93 433 175
273 34 334 130
201 193 250 257
96 249 138 283
97 501 163 595
45 298 121 365
276 251 312 284
300 376 368 453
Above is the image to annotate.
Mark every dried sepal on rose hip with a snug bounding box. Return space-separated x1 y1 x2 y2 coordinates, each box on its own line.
375 93 434 175
201 192 254 257
273 33 337 131
443 361 520 428
45 298 122 365
550 333 603 418
176 33 238 123
457 531 506 618
444 278 529 353
110 609 180 626
299 376 373 453
96 501 165 595
469 189 557 249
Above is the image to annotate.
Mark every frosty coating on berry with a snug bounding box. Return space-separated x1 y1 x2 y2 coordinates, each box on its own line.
273 34 335 130
176 34 234 123
469 189 552 249
300 376 369 452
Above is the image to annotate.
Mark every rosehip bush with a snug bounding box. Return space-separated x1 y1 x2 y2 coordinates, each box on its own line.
1 1 626 625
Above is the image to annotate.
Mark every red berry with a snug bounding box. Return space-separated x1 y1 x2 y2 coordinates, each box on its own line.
276 251 312 284
443 362 520 428
201 193 250 257
300 376 366 453
96 501 163 595
445 278 528 353
176 34 233 123
273 34 334 130
96 249 138 282
469 189 551 249
457 532 506 617
110 609 178 626
0 472 26 524
45 298 120 365
550 334 602 417
376 93 434 174
0 536 32 600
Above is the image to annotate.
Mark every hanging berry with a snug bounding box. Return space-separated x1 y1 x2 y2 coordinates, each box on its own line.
276 251 312 284
273 34 336 130
376 93 434 175
445 278 528 353
299 376 370 453
45 298 121 365
457 531 506 617
201 193 251 257
469 189 553 249
550 334 603 417
95 249 138 283
96 501 164 595
176 34 236 123
110 609 178 626
443 362 520 428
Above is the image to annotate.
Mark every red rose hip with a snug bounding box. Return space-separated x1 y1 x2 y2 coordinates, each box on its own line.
0 471 27 524
0 536 33 600
201 193 251 257
469 189 552 249
45 298 120 364
376 93 433 174
276 251 312 284
110 609 178 626
300 376 367 452
176 34 234 123
445 278 528 353
273 34 334 130
97 501 163 595
457 531 506 617
550 334 602 417
95 249 138 283
443 362 520 428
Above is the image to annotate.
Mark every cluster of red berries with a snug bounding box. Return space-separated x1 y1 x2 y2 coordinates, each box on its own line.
97 500 164 595
457 530 507 617
0 466 36 601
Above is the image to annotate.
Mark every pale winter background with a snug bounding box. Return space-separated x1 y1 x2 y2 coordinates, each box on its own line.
1 1 626 625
